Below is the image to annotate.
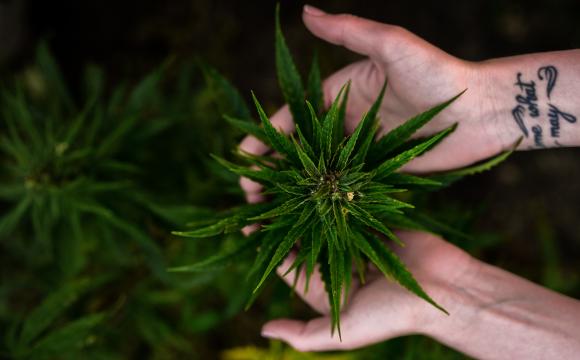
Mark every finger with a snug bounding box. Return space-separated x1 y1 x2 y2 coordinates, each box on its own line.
239 105 293 156
262 317 349 352
320 60 384 130
239 106 293 200
276 253 330 314
303 5 409 60
241 223 260 236
240 176 264 203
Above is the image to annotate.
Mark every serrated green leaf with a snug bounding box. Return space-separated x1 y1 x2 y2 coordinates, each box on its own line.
225 115 268 143
247 230 283 282
249 196 308 221
428 138 521 187
321 84 348 162
344 202 403 247
383 173 442 189
370 90 465 163
306 51 324 116
18 280 92 347
336 109 365 170
317 152 327 174
317 250 335 333
173 217 236 238
0 195 32 237
174 203 272 238
321 212 340 251
235 149 281 169
328 239 344 340
363 231 448 314
306 221 323 293
351 120 380 167
31 313 105 354
283 238 311 277
273 183 304 196
127 66 162 111
295 124 316 160
36 42 75 111
201 62 251 119
306 100 323 156
342 244 352 306
275 4 310 139
252 203 316 294
360 182 403 195
333 201 348 250
382 212 430 232
373 124 457 180
357 193 414 209
168 233 260 272
346 234 366 284
354 79 387 157
360 204 404 216
333 81 350 150
292 137 318 177
212 155 290 185
251 92 297 162
407 211 470 240
245 231 285 309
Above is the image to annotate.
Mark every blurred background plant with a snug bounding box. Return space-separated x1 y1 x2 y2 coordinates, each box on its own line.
0 0 579 359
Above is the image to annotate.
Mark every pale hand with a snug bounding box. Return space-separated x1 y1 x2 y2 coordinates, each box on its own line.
261 231 473 352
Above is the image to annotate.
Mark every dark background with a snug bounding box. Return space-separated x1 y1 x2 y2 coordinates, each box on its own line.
1 0 579 357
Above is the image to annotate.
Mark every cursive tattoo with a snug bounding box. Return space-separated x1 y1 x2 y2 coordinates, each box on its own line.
532 125 545 148
538 66 558 99
511 65 577 148
512 105 529 137
514 73 540 117
548 104 577 138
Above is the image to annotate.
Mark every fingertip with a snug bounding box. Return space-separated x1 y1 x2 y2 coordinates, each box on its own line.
242 223 260 236
303 4 327 17
239 176 262 194
261 319 305 340
239 135 268 155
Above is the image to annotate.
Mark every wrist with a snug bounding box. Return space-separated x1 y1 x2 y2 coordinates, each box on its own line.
408 249 485 339
471 51 580 150
467 60 523 152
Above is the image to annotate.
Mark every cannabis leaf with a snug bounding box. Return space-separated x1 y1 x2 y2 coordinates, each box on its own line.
172 6 515 338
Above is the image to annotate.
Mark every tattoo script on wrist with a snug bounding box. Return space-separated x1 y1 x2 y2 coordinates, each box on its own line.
510 65 577 148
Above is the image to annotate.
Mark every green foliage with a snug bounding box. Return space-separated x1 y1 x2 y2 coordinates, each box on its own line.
172 8 515 338
0 43 254 358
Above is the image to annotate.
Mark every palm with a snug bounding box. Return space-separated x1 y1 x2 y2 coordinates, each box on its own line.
264 231 473 351
322 45 499 172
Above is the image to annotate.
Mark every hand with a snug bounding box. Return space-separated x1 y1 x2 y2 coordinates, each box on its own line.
261 231 475 351
262 230 580 358
240 6 516 202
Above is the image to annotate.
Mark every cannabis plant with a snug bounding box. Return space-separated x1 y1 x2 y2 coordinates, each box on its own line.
0 43 254 357
171 7 514 337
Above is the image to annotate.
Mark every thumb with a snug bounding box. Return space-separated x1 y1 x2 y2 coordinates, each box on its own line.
302 5 405 60
262 317 348 352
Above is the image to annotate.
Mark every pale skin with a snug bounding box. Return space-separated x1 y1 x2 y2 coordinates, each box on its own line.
238 4 580 359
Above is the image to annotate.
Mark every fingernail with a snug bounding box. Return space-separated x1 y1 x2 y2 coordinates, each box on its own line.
304 4 326 16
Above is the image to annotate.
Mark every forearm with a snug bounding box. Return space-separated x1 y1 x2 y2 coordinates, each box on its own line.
424 260 580 359
476 49 580 149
